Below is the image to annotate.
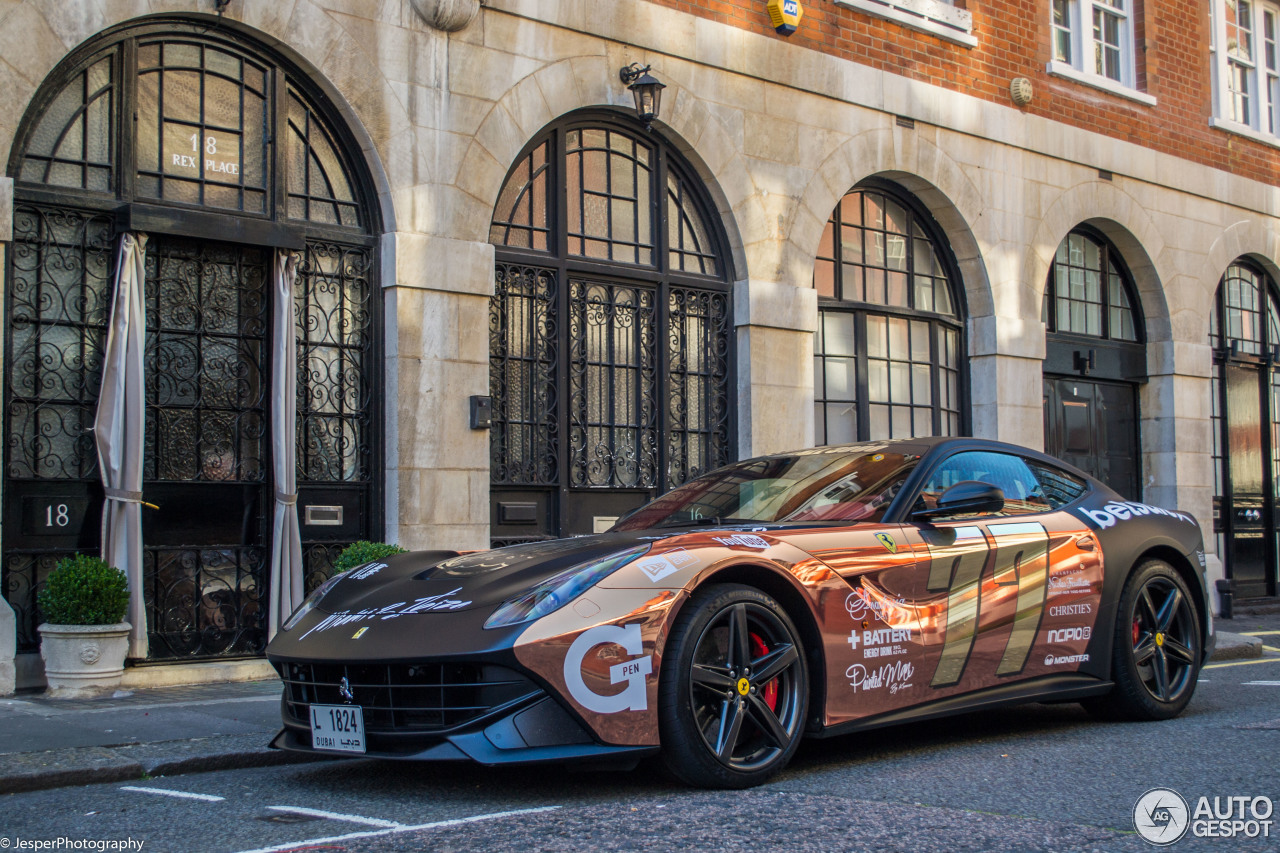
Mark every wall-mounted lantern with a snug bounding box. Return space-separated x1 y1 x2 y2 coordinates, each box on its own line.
619 63 666 130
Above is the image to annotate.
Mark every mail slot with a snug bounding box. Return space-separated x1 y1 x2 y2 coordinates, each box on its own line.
499 502 538 524
304 505 344 526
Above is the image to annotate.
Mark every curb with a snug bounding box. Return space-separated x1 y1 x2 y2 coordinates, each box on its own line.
1210 631 1264 661
0 745 328 796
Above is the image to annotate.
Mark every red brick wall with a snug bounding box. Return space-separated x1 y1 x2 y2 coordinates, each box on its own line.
646 0 1280 187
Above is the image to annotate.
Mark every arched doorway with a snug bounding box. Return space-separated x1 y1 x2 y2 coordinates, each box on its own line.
1042 226 1145 499
812 179 966 444
3 19 383 660
487 112 734 544
1211 261 1280 600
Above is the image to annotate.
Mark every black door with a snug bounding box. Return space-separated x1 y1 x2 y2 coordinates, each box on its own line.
142 236 271 658
1043 376 1139 500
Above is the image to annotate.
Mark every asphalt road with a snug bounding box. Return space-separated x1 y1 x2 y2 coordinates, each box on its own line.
2 616 1278 853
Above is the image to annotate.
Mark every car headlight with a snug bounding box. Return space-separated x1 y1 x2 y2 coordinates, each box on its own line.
281 572 346 632
484 545 649 630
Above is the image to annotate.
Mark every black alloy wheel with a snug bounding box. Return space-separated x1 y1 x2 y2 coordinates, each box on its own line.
659 584 808 788
1131 574 1199 703
1084 560 1202 721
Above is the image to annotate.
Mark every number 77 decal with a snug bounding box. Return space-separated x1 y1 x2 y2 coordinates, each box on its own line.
924 522 1050 688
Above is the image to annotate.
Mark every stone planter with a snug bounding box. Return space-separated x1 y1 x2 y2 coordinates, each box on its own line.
38 622 131 699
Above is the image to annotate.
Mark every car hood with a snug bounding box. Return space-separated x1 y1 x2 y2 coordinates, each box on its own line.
310 532 660 616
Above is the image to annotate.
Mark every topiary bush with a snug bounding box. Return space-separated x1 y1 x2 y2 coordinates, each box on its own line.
37 554 129 626
332 540 408 574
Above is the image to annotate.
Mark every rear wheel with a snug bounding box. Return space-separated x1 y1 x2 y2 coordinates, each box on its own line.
658 584 808 788
1084 560 1202 721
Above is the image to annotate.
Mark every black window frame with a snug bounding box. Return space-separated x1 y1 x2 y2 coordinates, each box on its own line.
2 15 386 656
488 109 736 543
813 178 969 445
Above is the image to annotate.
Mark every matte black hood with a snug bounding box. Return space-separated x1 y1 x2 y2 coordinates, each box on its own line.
309 533 655 616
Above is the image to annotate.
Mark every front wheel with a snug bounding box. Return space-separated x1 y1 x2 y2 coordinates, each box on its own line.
1084 560 1202 721
658 584 809 788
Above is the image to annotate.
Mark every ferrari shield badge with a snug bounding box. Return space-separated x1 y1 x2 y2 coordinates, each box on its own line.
875 532 897 554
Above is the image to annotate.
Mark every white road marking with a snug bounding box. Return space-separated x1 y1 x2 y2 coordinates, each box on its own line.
266 806 401 828
120 786 226 802
1204 656 1280 670
1244 680 1280 686
232 805 561 853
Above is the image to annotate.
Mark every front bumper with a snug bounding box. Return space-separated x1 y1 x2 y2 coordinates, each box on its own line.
268 658 656 766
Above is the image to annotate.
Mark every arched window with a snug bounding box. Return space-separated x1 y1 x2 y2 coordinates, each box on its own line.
1042 229 1140 341
4 20 382 660
812 181 964 444
1041 227 1144 500
489 112 732 543
1211 261 1280 599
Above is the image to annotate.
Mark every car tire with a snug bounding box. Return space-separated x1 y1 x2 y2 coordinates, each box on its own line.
1083 559 1202 721
658 583 808 789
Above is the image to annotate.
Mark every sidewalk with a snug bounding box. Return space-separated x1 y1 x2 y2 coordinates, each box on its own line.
0 678 328 795
0 632 1266 797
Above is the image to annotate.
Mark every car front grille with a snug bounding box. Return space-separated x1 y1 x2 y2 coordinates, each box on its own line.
280 662 540 732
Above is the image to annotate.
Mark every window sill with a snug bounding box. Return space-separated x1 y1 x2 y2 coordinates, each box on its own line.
1046 61 1157 106
834 0 977 48
1208 116 1280 150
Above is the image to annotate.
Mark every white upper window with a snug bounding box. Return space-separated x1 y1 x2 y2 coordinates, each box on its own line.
1211 0 1280 143
1048 0 1153 104
834 0 975 48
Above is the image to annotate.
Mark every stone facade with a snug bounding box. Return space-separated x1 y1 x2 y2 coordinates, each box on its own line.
1 0 1278 683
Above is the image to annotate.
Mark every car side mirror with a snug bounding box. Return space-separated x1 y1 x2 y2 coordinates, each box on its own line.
913 480 1005 520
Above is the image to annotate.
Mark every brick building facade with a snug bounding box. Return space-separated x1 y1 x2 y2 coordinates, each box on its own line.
0 0 1275 686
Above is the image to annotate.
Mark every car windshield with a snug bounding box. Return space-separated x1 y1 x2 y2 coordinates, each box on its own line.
612 449 918 531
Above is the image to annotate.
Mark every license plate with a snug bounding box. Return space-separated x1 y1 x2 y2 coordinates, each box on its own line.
309 703 366 753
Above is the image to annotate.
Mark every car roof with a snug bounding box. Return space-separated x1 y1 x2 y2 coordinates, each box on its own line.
735 436 1107 492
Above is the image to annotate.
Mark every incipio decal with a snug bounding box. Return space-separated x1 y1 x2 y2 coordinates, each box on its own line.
563 623 652 713
636 549 698 583
1077 501 1196 529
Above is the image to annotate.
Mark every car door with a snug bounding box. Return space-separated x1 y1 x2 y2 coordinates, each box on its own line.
824 450 1104 726
901 451 1104 694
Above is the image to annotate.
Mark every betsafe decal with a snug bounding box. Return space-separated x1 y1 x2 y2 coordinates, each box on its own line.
563 623 653 714
1078 500 1196 529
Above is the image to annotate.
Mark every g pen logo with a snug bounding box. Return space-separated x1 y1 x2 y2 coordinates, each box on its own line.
1133 788 1191 846
563 623 652 714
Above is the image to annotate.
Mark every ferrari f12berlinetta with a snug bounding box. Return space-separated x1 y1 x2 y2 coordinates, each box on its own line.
267 437 1213 788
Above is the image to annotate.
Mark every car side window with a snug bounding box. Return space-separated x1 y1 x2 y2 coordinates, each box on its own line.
1024 459 1089 508
915 451 1051 517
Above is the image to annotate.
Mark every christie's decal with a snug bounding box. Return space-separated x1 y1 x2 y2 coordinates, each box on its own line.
1078 501 1196 529
563 623 652 713
1050 602 1093 617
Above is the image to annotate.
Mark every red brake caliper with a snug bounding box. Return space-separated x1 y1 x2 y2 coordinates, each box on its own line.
749 633 779 712
1132 617 1141 647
